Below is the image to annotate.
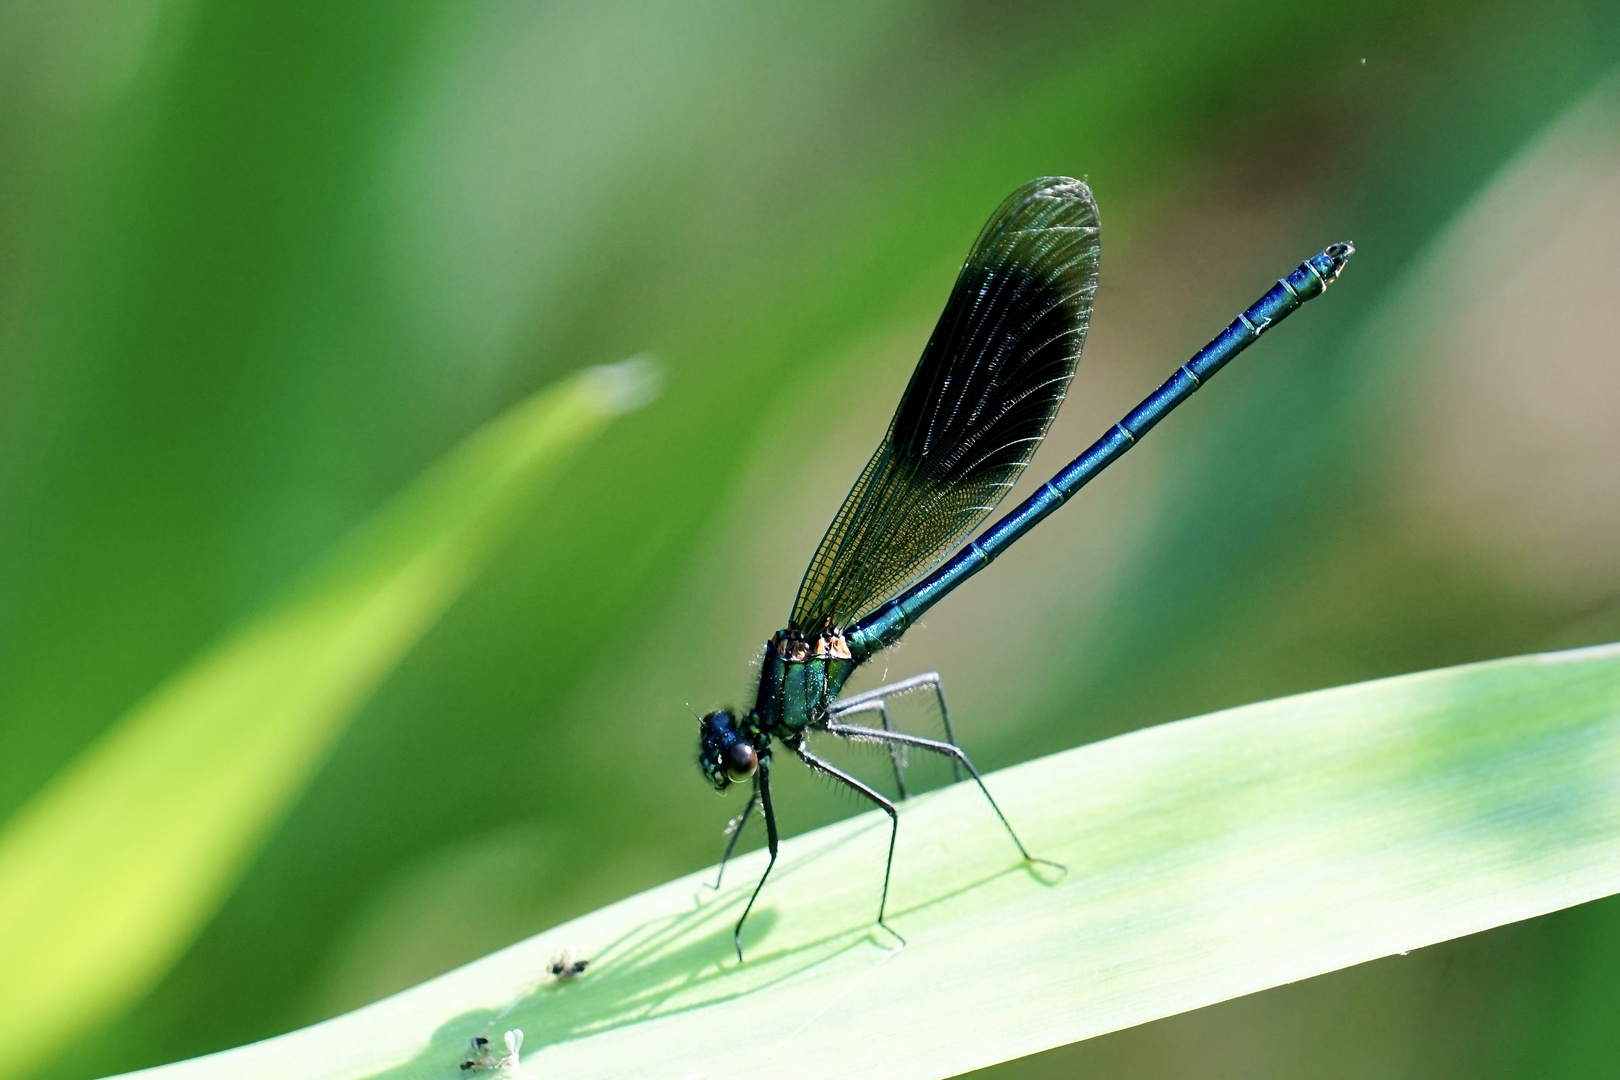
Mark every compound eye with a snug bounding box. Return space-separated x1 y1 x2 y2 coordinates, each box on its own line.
725 741 758 782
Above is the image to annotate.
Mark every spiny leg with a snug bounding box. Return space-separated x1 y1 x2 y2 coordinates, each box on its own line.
794 742 906 946
708 787 759 891
832 672 963 782
733 764 779 962
823 720 1057 869
929 674 965 782
829 697 909 798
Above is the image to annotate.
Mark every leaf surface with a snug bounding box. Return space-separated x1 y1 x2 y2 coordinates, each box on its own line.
116 642 1620 1080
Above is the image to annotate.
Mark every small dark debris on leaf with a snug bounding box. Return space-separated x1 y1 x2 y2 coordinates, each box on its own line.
549 947 590 980
460 1030 521 1074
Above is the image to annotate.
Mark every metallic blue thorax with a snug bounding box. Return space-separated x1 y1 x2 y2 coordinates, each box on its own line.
752 631 857 736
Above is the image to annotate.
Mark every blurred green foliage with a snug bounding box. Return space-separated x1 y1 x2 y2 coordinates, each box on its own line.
0 362 643 1080
1 1 1618 1078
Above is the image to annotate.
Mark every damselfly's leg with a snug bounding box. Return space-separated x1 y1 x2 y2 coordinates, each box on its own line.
832 672 964 783
822 720 1056 868
794 742 906 946
827 697 909 798
733 765 779 962
708 787 759 891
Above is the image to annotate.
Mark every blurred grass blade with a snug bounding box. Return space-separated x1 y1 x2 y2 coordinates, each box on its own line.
0 359 656 1080
108 641 1620 1080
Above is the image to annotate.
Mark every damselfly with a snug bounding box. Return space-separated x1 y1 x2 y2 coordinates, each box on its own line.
696 176 1352 959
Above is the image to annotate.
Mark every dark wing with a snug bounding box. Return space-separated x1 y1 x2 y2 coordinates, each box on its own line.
789 177 1101 635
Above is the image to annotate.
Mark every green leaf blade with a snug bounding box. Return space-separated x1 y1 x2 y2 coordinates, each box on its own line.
110 642 1620 1080
0 361 654 1080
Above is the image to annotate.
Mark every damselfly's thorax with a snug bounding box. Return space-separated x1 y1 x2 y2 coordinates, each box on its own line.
754 629 858 734
770 628 853 664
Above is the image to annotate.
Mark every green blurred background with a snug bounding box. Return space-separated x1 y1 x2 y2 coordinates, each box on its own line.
3 1 1620 1077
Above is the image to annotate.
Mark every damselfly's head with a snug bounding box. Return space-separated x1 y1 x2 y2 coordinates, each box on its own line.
697 709 759 791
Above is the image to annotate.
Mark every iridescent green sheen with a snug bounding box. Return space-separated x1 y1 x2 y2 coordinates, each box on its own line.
753 643 856 735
